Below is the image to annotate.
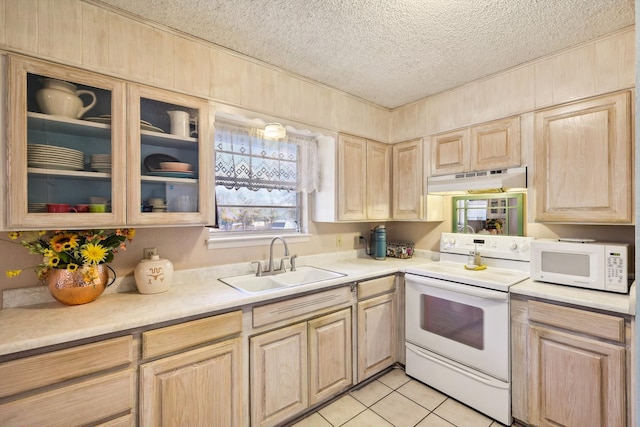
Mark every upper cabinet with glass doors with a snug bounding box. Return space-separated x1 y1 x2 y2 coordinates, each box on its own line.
126 85 212 226
7 56 127 230
5 56 213 230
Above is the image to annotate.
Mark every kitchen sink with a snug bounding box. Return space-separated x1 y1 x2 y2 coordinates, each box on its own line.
218 266 347 293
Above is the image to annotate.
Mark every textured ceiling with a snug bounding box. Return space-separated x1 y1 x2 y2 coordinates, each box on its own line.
95 0 635 109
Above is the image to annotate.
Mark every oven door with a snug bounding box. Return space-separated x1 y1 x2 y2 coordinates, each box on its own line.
405 273 509 381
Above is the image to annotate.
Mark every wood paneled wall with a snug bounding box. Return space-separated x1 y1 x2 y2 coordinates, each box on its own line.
390 27 635 143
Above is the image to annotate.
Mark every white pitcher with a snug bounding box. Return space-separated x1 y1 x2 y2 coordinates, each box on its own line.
167 110 190 137
36 78 97 119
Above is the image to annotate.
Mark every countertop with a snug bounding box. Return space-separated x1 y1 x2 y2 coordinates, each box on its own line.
511 279 636 315
1 251 635 358
0 251 434 357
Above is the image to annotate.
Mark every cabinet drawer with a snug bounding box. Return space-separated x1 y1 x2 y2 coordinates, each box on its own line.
143 310 242 359
0 336 132 398
0 370 134 427
97 414 134 427
253 287 352 328
528 300 625 343
357 275 395 299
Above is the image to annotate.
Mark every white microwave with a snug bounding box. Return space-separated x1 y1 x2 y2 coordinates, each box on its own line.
530 239 629 293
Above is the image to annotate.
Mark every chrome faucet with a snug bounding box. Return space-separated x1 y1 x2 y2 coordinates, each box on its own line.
265 236 290 275
252 236 293 276
268 236 290 271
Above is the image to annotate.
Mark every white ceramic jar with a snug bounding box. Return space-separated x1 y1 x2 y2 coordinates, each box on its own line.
134 254 173 294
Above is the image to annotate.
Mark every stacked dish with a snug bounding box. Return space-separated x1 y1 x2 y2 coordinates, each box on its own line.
90 154 112 173
84 115 164 133
28 203 47 213
27 144 84 171
144 154 197 178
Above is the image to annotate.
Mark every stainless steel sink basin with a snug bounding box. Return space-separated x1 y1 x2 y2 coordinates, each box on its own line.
219 266 346 293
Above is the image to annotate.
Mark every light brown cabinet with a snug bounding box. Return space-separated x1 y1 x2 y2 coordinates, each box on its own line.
337 134 390 221
140 338 242 427
511 297 631 427
430 116 520 177
308 309 353 405
250 308 352 427
314 133 389 222
0 336 135 427
366 139 392 220
430 128 469 176
357 275 397 382
127 84 213 226
7 55 127 229
5 55 213 230
139 311 243 427
470 117 520 171
534 91 632 223
392 139 423 220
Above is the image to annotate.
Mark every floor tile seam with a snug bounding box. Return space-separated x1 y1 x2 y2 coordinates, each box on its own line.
412 411 432 427
348 382 394 408
316 411 334 426
429 396 496 427
423 412 458 427
316 411 339 427
332 404 369 427
366 391 434 427
429 399 470 427
367 405 406 427
369 402 436 427
395 387 449 413
387 376 412 391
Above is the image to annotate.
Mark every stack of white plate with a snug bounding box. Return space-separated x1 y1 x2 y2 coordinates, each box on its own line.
28 203 47 213
27 144 85 171
90 154 112 173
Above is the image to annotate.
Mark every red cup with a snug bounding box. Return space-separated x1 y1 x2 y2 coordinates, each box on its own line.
74 204 90 213
46 203 77 213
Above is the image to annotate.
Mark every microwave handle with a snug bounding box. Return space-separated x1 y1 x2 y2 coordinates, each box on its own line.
405 274 509 302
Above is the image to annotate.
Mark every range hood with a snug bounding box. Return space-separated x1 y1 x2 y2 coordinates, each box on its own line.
428 166 527 194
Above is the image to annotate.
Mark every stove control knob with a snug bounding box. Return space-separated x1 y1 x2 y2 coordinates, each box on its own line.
520 242 530 253
447 237 456 246
509 241 519 251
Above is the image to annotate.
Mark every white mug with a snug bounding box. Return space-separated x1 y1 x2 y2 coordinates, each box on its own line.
167 111 190 137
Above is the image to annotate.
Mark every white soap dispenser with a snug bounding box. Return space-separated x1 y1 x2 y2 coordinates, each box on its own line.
134 253 173 294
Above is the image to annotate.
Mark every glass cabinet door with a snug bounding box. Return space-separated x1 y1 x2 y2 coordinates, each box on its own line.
127 84 212 225
7 56 127 230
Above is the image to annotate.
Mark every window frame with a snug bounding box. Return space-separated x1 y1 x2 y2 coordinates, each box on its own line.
207 111 320 249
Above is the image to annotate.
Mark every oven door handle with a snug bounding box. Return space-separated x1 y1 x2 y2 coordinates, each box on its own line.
405 274 508 302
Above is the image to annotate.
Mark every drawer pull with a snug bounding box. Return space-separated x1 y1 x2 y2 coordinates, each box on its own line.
270 295 339 315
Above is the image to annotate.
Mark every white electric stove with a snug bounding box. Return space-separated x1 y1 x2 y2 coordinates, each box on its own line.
405 232 534 425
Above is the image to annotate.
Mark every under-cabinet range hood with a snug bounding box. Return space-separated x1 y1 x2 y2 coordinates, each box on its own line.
428 166 527 194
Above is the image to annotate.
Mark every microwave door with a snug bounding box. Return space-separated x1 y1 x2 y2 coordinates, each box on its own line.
534 246 604 290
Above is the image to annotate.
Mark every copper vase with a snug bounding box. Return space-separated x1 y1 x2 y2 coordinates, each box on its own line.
47 265 114 305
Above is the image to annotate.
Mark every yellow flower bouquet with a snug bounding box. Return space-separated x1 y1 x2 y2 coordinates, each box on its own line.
5 229 135 280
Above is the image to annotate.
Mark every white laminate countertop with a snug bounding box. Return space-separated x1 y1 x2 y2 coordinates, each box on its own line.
510 279 636 316
0 251 435 357
1 251 635 358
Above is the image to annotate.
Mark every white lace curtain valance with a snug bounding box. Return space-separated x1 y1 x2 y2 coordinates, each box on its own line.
214 119 319 193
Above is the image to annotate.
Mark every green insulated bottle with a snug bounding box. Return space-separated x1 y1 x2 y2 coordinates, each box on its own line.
371 225 386 260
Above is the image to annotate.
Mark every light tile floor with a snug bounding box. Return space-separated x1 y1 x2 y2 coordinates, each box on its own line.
289 367 509 427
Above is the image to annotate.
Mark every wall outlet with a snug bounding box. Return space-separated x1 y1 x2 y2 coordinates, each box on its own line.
336 235 343 247
143 247 157 259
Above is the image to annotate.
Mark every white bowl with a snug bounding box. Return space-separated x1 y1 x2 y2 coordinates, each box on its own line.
159 162 192 171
